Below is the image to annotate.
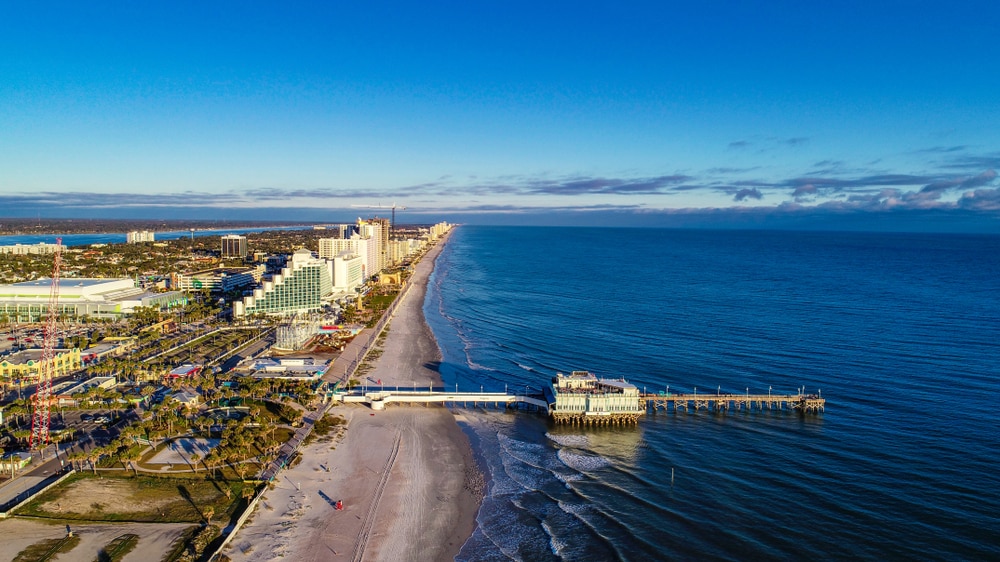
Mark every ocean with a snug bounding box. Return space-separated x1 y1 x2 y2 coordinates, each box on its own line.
423 226 1000 561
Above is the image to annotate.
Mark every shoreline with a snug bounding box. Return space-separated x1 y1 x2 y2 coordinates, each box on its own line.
226 229 484 561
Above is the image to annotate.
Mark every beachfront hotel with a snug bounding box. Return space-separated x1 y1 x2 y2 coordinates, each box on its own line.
233 249 334 317
318 237 376 280
0 278 188 322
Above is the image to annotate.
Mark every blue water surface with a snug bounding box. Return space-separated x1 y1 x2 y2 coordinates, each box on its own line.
424 226 1000 561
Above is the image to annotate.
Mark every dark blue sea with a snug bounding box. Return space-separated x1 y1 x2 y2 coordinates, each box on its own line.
423 226 1000 561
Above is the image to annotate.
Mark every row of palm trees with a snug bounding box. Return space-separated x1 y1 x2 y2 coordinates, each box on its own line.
61 396 300 479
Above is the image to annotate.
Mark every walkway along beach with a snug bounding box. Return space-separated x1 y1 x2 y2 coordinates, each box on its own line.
224 229 484 562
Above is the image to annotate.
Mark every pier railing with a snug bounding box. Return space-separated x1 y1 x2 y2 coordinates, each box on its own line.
642 392 825 413
333 388 549 411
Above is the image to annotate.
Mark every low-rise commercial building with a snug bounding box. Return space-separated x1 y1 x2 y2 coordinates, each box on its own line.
171 266 263 293
247 357 328 380
0 278 187 322
0 242 64 255
0 348 82 388
548 370 643 425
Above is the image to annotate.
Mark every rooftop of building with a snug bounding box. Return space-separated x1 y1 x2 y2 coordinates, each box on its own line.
1 348 76 365
186 267 256 277
553 370 639 393
249 356 328 376
82 342 119 355
55 376 117 396
9 278 118 289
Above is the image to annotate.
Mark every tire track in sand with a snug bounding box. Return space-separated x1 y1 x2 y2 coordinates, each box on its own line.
352 430 401 562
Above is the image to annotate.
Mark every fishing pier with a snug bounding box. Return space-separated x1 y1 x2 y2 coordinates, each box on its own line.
328 372 826 426
332 388 550 411
642 390 826 414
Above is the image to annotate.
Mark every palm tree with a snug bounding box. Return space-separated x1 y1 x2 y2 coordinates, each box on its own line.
204 450 222 478
86 446 104 474
121 447 140 476
66 450 87 472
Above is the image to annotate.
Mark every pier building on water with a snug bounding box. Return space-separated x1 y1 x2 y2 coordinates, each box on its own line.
331 370 826 425
545 371 644 425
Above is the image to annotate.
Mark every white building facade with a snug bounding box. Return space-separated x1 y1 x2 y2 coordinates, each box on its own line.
233 249 334 317
331 253 365 293
126 230 155 243
318 237 377 280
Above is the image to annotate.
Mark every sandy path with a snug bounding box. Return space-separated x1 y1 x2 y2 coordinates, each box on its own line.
227 230 482 562
0 518 193 562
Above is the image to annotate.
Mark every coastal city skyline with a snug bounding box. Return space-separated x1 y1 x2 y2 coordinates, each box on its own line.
3 2 999 230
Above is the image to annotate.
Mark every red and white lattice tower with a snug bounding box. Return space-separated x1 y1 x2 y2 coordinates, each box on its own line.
29 237 63 449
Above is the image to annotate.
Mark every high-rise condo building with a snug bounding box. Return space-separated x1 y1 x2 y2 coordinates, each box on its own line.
126 230 155 243
221 235 248 259
233 249 333 317
319 236 376 280
356 218 387 274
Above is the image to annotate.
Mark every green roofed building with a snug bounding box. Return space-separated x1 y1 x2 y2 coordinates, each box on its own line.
0 278 187 322
234 249 333 317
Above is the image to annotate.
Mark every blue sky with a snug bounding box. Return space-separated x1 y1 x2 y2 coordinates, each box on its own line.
2 1 999 230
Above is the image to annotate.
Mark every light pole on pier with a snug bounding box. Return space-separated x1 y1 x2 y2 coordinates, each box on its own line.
769 386 772 400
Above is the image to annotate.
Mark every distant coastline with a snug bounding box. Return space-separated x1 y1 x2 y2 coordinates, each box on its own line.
0 225 315 248
0 218 317 237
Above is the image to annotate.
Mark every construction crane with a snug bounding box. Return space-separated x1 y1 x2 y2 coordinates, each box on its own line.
29 237 62 450
351 203 407 231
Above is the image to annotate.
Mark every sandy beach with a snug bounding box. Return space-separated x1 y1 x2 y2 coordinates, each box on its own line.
226 230 483 562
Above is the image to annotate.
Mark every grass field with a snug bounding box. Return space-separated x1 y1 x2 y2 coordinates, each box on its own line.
16 472 252 524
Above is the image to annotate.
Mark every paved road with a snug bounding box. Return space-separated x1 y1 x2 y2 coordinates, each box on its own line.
0 449 68 510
